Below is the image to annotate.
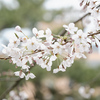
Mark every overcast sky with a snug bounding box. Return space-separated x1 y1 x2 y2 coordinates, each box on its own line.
44 0 80 10
1 0 100 10
0 0 80 10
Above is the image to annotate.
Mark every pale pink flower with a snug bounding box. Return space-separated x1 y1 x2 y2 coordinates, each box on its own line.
25 73 36 80
14 71 25 78
15 25 21 32
32 27 45 38
63 23 78 34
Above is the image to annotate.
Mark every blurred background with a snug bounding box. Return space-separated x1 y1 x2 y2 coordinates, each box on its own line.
0 0 100 100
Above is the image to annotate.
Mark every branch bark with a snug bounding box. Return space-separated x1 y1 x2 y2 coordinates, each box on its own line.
0 78 22 100
0 10 99 100
0 65 35 100
59 13 91 36
88 32 100 36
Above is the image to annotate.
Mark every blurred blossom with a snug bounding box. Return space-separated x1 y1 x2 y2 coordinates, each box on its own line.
78 86 95 99
54 77 71 95
19 91 28 100
9 81 35 100
9 90 15 97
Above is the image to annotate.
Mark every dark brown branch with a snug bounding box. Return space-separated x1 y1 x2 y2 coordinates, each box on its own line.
0 78 22 100
0 57 11 60
59 4 100 36
0 5 99 99
59 13 91 36
88 32 100 36
0 65 35 100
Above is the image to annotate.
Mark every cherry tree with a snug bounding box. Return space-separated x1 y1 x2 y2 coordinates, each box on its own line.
0 0 100 99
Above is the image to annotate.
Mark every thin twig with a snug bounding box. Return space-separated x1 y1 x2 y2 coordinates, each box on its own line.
59 3 100 36
0 78 22 100
0 57 11 60
0 65 35 100
59 13 91 36
0 7 99 99
88 32 100 36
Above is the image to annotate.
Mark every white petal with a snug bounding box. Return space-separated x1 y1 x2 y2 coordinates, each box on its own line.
46 66 51 71
50 55 57 61
14 71 19 76
63 25 68 28
25 75 29 80
69 23 75 28
29 73 36 79
15 26 21 32
46 28 52 35
32 28 38 35
53 69 59 73
20 72 25 78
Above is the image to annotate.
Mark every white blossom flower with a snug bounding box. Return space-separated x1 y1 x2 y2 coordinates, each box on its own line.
45 55 57 71
72 29 87 44
45 28 53 43
53 64 66 73
25 73 36 80
2 1 100 80
2 44 11 56
22 65 30 71
22 37 27 43
22 56 33 65
51 42 63 54
14 71 25 78
9 91 16 97
63 23 78 34
32 27 45 38
19 91 28 99
15 25 21 32
91 8 100 19
78 86 95 99
79 43 90 53
8 36 20 48
75 53 87 59
27 37 39 51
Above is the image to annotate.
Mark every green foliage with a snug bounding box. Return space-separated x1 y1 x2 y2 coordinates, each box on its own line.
0 59 100 99
0 0 46 30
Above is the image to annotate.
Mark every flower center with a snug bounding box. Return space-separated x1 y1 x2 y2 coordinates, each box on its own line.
31 42 34 45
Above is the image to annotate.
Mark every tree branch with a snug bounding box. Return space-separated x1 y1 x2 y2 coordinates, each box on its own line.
0 78 22 100
0 57 11 60
59 4 100 36
59 13 91 36
88 32 100 36
0 65 35 100
0 8 99 99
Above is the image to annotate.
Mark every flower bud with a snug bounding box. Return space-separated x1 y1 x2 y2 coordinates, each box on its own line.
15 25 21 32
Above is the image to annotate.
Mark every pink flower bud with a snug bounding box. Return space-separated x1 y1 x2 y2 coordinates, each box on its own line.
15 25 21 32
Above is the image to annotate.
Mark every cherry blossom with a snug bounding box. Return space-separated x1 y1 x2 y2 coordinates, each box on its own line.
15 25 22 32
32 27 45 38
25 73 36 80
51 42 63 55
45 28 53 43
72 29 87 44
14 71 25 78
1 0 100 80
78 86 95 99
63 23 78 34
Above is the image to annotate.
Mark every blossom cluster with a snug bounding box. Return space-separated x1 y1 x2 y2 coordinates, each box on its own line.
2 0 100 80
80 0 100 33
